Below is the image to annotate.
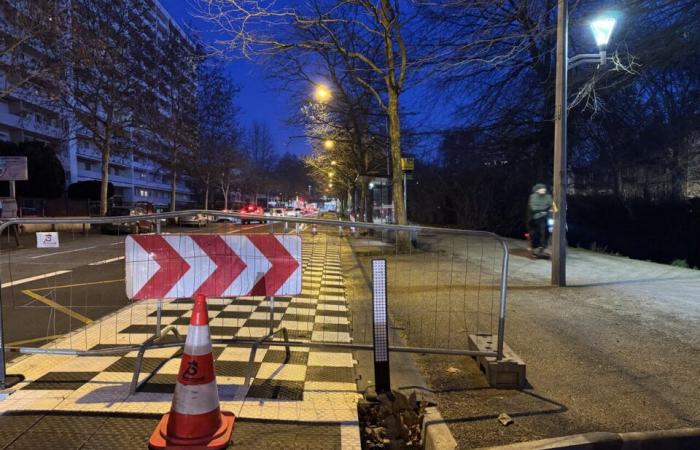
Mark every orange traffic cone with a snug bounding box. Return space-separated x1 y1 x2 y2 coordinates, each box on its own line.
149 294 235 450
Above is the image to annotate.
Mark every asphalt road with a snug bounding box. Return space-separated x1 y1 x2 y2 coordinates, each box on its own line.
0 221 282 357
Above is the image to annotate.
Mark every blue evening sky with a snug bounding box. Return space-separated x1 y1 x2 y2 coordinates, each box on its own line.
160 0 308 156
159 1 455 160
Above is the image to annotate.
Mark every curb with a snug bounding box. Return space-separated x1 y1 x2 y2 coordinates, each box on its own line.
423 406 458 450
478 427 700 450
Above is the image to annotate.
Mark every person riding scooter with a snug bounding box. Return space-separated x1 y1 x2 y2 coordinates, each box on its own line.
527 183 553 258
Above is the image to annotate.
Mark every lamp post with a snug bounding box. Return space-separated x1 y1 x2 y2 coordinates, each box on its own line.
552 3 617 287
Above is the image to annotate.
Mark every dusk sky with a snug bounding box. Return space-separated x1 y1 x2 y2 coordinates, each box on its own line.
159 0 458 161
160 0 309 156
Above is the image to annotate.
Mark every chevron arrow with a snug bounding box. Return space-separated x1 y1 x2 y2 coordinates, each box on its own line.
191 234 247 297
247 235 300 296
131 234 190 299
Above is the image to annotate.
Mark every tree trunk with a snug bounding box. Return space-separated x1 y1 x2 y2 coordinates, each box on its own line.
100 143 110 216
170 170 177 212
222 184 229 210
359 181 368 222
388 89 405 226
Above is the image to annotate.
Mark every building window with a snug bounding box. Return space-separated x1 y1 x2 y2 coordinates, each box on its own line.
139 189 149 197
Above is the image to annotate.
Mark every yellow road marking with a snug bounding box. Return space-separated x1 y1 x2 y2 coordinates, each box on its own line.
31 279 124 292
21 289 94 324
6 335 65 346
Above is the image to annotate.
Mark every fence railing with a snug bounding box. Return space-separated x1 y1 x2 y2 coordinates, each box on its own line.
0 210 509 390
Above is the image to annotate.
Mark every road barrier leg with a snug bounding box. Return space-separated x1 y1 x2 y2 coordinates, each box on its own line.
156 300 163 338
268 296 275 334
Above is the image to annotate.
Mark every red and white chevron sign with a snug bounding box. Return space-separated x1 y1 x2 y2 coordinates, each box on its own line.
125 234 301 299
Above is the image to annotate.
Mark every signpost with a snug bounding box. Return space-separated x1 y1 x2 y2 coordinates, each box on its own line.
125 234 302 299
0 156 28 199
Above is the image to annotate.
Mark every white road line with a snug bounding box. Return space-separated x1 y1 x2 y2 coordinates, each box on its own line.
88 256 125 266
30 246 98 259
1 270 71 288
226 223 268 234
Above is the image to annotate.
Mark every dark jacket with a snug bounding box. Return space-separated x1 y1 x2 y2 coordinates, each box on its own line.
528 184 552 221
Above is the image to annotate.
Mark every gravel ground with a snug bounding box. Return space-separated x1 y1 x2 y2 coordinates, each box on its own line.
343 231 700 449
417 240 700 448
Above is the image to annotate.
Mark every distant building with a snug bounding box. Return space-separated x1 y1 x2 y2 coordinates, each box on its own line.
0 0 196 206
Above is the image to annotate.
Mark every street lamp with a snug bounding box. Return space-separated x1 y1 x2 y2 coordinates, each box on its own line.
330 160 337 166
323 139 334 150
552 5 618 287
314 84 332 103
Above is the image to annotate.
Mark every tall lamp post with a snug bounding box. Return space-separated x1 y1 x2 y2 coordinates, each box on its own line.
552 2 617 286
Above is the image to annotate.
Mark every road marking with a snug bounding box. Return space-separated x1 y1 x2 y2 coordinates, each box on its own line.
30 246 98 259
6 335 65 347
1 270 71 289
32 279 124 292
226 223 268 234
89 256 125 266
21 289 93 324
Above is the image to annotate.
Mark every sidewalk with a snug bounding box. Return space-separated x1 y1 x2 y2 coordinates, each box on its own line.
416 239 700 448
0 233 361 449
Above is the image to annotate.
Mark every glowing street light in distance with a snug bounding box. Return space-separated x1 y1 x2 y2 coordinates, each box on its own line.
314 84 331 103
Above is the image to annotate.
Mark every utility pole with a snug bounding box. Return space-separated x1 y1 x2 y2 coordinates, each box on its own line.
552 0 568 287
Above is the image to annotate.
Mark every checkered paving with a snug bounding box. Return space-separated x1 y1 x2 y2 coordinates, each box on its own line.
0 233 362 441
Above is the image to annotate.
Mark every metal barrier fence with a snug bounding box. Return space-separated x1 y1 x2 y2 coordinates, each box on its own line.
0 210 509 389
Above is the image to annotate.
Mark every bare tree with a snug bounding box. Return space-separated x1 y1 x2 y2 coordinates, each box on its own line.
63 0 153 214
218 147 242 211
0 0 69 100
192 58 240 209
196 0 419 227
143 30 198 211
243 121 276 203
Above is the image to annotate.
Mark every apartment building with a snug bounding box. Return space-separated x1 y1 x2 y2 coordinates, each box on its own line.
0 0 196 206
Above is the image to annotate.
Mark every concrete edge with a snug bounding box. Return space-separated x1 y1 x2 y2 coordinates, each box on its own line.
477 427 700 450
423 406 458 450
343 235 460 450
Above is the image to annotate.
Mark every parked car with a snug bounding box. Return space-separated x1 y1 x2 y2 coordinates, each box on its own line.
215 210 241 223
240 204 266 224
101 206 154 234
180 213 207 227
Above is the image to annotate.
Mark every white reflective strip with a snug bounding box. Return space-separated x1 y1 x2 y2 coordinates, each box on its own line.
184 325 212 356
163 235 216 299
172 380 220 415
125 236 160 298
274 235 302 296
221 236 271 296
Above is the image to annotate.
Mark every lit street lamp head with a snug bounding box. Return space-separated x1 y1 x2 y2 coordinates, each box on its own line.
323 139 334 150
314 84 332 103
590 15 617 47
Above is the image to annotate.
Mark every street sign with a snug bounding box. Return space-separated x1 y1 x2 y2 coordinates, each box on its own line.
0 157 28 181
400 157 414 172
37 232 59 248
125 234 302 299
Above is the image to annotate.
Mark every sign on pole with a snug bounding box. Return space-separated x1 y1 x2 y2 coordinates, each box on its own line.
400 157 414 172
0 157 28 181
37 232 59 248
125 234 302 299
